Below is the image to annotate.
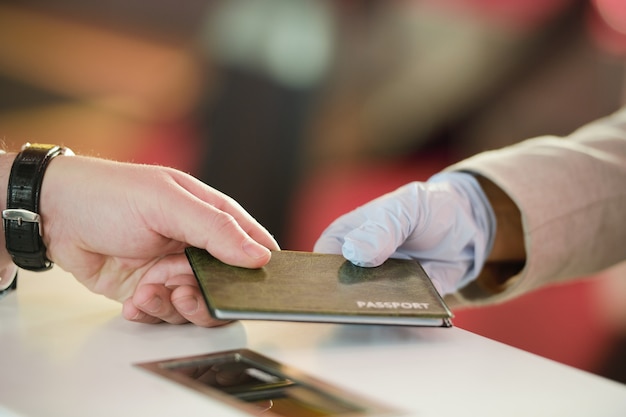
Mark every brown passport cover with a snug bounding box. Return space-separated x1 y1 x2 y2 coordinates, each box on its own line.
185 247 453 327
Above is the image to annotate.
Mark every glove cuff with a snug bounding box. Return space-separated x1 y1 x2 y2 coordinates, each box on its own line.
427 171 496 288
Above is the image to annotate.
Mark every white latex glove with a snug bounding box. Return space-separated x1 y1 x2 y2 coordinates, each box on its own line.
313 172 496 295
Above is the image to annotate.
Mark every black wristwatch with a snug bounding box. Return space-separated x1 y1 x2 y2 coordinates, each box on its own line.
2 143 74 271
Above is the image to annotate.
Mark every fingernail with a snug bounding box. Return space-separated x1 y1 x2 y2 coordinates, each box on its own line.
173 296 199 315
139 296 162 313
242 239 270 259
342 240 356 260
130 310 148 321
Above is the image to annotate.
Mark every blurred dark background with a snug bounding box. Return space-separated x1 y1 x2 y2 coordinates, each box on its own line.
1 0 625 384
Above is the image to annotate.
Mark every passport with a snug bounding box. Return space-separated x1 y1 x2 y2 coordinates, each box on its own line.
185 247 453 327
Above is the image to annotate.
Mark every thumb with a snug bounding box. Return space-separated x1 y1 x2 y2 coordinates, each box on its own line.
341 183 418 267
342 219 404 267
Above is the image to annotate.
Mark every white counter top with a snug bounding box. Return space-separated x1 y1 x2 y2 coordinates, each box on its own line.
1 268 625 417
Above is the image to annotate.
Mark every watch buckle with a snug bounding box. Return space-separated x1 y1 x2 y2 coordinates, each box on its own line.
2 209 43 236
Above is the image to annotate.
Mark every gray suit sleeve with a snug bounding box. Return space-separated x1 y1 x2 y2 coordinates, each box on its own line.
445 107 626 304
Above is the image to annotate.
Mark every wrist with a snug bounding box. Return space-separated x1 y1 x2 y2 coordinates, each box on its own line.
475 175 525 263
473 175 526 291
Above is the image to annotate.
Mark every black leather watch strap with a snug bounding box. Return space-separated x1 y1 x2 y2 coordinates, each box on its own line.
2 143 73 271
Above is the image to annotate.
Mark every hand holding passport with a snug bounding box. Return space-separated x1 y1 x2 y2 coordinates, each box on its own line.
185 247 452 327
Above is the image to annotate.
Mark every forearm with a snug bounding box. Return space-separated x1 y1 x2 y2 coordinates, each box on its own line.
0 152 18 292
0 151 16 213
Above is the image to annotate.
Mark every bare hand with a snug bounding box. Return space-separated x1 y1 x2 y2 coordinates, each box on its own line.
38 155 279 326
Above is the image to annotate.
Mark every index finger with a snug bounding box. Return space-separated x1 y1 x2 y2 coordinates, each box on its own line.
159 171 280 268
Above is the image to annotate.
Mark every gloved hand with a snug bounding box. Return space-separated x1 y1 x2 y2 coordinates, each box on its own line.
313 172 496 295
